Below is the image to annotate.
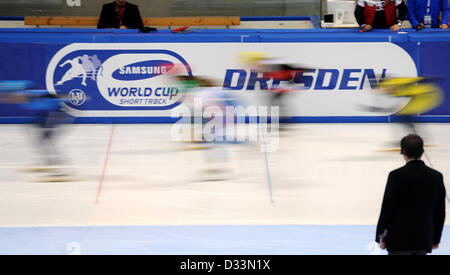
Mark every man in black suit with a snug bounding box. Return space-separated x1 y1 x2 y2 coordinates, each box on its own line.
97 0 144 29
376 134 446 255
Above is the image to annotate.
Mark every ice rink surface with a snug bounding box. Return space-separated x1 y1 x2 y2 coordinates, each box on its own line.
0 123 449 255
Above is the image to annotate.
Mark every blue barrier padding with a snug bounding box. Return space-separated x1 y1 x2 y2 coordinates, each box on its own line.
2 116 450 124
259 32 409 42
290 116 390 123
70 116 450 123
1 28 450 123
0 28 429 35
73 117 180 124
0 117 40 124
0 16 25 21
418 42 450 115
408 29 450 41
110 33 260 43
0 28 419 44
0 80 35 91
0 33 108 43
396 116 450 122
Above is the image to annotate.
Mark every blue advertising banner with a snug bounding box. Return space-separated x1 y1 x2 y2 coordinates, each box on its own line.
0 28 449 123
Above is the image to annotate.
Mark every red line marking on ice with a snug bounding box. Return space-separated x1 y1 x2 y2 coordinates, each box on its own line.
95 125 116 204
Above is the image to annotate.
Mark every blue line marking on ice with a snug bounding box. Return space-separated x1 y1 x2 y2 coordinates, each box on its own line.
0 225 448 255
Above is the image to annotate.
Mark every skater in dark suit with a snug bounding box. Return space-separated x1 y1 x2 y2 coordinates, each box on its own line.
376 134 446 255
97 0 144 29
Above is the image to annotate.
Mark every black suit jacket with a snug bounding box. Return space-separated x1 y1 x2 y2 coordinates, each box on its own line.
97 2 144 29
376 160 446 253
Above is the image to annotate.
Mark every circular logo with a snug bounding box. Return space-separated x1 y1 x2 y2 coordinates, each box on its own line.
69 89 87 106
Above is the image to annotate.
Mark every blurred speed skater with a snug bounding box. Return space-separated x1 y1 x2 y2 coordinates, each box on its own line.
0 81 72 169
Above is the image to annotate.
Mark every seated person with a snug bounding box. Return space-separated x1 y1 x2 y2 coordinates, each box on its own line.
407 0 449 30
97 0 144 29
354 0 407 32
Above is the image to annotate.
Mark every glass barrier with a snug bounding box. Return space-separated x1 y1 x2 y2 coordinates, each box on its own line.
321 0 359 28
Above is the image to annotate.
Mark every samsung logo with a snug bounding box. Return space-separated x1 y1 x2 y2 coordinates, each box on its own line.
119 66 167 75
113 60 173 81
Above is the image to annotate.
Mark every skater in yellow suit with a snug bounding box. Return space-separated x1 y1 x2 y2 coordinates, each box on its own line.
378 76 444 133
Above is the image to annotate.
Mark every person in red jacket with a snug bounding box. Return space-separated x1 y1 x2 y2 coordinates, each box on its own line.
354 0 408 32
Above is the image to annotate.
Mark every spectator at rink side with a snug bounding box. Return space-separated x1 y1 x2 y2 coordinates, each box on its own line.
376 134 446 255
354 0 408 32
97 0 144 29
408 0 449 30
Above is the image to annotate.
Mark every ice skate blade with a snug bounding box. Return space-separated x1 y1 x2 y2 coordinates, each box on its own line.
37 177 78 183
199 178 228 182
20 167 55 173
377 144 434 152
181 145 212 151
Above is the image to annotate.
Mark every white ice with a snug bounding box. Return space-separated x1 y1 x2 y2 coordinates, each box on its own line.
0 123 449 227
0 123 449 254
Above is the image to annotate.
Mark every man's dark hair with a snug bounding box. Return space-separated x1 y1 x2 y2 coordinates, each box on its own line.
400 134 424 158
